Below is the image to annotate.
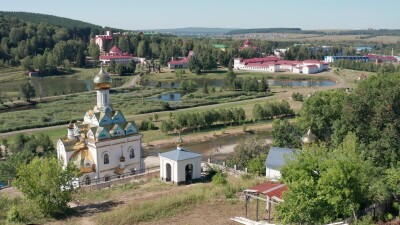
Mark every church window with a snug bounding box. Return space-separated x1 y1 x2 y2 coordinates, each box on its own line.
104 154 109 164
129 147 135 159
85 162 91 167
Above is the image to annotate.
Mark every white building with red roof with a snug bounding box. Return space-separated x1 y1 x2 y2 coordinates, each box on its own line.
168 51 194 69
99 45 145 65
234 57 328 74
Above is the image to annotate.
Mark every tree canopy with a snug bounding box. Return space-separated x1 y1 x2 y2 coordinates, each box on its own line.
15 157 79 216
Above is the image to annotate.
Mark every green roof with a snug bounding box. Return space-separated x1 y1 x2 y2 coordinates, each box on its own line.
212 44 228 49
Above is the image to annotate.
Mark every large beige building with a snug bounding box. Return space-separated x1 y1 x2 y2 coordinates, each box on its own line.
57 67 142 185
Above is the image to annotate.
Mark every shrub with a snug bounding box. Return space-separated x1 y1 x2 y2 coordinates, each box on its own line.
7 205 20 222
212 170 227 186
291 92 303 101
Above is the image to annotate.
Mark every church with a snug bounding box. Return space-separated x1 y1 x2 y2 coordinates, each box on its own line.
57 67 142 185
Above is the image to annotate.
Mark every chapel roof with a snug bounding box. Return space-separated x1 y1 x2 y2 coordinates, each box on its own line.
159 149 202 161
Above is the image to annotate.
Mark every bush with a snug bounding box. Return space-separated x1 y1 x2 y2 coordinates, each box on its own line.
225 185 236 199
212 170 227 186
291 92 303 101
7 205 20 222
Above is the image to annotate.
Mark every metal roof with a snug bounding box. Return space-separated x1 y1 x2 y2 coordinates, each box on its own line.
265 147 294 170
159 149 202 161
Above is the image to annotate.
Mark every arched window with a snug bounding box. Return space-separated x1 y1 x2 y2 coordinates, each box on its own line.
129 147 135 159
104 153 109 164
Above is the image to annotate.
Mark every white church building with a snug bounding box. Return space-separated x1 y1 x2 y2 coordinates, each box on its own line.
159 135 202 185
57 67 142 185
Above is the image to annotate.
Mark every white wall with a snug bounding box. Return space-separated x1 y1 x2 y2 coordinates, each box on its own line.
266 167 281 180
159 156 202 183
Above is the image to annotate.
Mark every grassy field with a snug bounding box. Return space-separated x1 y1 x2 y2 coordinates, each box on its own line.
1 68 363 145
46 174 265 225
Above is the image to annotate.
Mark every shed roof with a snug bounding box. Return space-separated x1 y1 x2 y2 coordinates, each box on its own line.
159 149 202 161
246 181 287 200
265 147 294 170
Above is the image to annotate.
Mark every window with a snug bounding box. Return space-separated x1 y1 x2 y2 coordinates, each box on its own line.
85 162 91 167
129 147 135 159
104 154 109 164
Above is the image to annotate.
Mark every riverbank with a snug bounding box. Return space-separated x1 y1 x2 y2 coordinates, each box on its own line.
143 121 275 149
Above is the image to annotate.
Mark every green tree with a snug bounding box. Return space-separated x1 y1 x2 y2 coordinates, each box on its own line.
202 82 209 94
108 59 116 73
271 119 302 149
15 157 79 216
247 153 267 175
224 70 236 90
252 104 264 121
332 73 400 167
137 41 147 57
227 137 268 169
88 42 100 61
19 83 36 101
21 56 33 71
277 134 386 224
259 76 268 92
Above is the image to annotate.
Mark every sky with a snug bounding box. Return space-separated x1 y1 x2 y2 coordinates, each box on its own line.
2 0 399 30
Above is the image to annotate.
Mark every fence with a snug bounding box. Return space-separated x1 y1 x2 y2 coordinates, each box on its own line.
206 161 248 176
78 166 160 192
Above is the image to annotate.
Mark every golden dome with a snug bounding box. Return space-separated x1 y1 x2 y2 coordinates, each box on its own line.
93 66 112 89
301 128 317 145
120 154 126 162
176 133 184 146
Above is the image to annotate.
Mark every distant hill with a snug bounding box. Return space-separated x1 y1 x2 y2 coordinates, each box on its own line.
155 27 242 34
0 11 103 30
226 28 325 35
227 27 400 36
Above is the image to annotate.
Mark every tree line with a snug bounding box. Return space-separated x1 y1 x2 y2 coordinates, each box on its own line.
333 59 399 74
252 100 294 121
160 108 246 133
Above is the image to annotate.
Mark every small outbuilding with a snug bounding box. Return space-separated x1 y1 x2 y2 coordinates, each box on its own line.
159 135 202 185
265 147 294 180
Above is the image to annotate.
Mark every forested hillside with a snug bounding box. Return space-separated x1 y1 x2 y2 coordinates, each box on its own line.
0 11 102 30
0 12 103 73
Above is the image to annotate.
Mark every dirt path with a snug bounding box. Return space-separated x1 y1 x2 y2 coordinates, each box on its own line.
121 75 141 88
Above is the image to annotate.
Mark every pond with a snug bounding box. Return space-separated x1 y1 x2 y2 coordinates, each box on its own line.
0 76 126 100
146 131 271 161
148 92 182 101
267 79 336 87
145 78 335 89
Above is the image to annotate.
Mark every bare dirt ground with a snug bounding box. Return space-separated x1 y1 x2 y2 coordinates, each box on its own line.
47 181 251 225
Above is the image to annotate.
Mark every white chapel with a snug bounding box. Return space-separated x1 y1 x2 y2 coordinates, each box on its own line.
159 135 202 185
57 67 142 185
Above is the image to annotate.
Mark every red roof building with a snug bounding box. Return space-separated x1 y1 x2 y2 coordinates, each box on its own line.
168 51 194 69
239 39 260 52
99 45 135 65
